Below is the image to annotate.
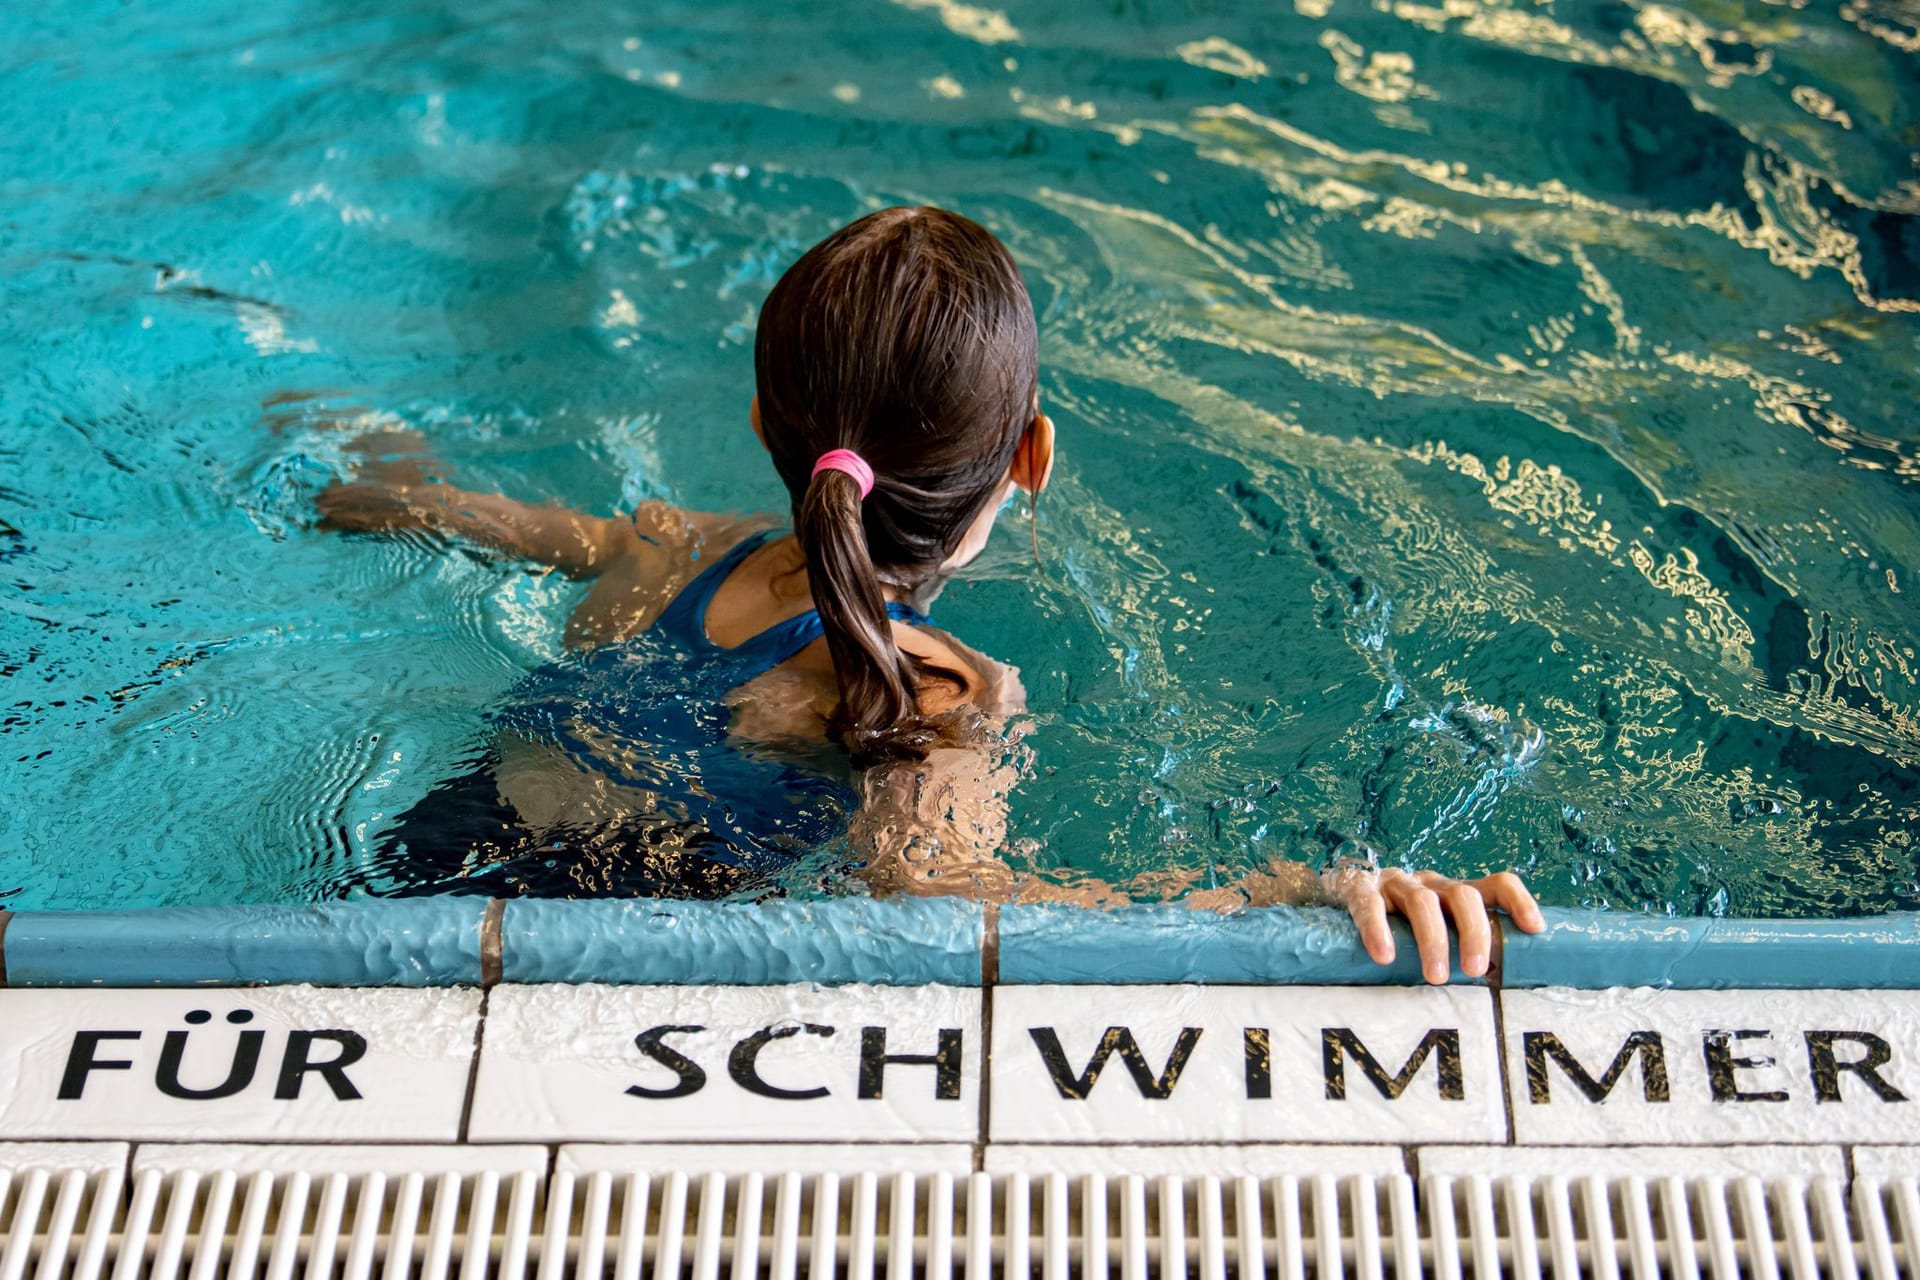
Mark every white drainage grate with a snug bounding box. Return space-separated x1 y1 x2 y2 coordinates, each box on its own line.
4 1143 1918 1278
0 1144 125 1280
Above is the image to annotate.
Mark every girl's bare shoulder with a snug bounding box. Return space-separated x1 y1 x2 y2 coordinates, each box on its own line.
567 505 779 647
724 624 1024 746
626 502 775 563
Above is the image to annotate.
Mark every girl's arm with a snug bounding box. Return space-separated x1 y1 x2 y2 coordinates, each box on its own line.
315 432 634 577
851 745 1030 902
850 746 1544 983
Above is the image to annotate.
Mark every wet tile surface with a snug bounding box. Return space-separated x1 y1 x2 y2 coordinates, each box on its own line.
1850 1146 1920 1179
132 1142 549 1175
470 984 982 1143
1418 1144 1847 1181
0 987 480 1142
1503 987 1920 1145
984 1144 1407 1176
988 985 1504 1145
0 1140 129 1172
558 1144 975 1176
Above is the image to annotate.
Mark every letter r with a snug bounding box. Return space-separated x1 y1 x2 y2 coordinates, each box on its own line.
275 1031 368 1100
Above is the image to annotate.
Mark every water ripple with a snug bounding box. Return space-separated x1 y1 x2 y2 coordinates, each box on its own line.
2 0 1916 914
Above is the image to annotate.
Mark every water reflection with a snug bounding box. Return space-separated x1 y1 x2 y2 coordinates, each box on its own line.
0 0 1915 914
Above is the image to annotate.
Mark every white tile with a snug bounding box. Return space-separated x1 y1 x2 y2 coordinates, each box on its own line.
1503 987 1920 1145
0 1142 129 1173
1849 1147 1920 1180
0 987 479 1142
132 1144 549 1176
1418 1145 1847 1182
471 984 982 1143
558 1144 975 1176
984 1144 1407 1178
989 985 1503 1145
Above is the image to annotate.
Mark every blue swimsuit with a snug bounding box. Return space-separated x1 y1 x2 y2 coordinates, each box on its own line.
642 528 931 687
416 529 936 894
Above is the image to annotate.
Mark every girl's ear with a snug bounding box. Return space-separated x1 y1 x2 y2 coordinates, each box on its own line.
1012 412 1055 493
750 395 767 449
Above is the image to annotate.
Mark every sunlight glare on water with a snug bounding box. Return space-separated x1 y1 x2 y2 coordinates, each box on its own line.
1 0 1917 914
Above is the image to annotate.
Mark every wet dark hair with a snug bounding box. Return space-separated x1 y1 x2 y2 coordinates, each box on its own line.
755 206 1039 763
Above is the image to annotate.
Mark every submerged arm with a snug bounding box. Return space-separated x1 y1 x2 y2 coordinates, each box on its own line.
851 745 1027 901
849 745 1306 906
315 433 633 576
850 745 1544 982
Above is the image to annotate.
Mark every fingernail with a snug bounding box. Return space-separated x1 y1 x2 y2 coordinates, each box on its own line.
1465 950 1487 975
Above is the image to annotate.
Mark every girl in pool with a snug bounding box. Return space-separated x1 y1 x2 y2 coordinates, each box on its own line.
316 205 1542 983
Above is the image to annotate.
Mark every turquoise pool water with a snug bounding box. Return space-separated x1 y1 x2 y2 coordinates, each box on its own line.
2 0 1916 914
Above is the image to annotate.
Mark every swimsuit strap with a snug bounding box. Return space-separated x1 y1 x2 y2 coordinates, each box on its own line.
650 528 933 675
651 528 781 652
724 599 932 673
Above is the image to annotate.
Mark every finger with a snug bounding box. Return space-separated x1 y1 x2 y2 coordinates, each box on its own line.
1479 872 1545 933
1386 881 1450 984
1444 883 1492 977
1345 887 1395 966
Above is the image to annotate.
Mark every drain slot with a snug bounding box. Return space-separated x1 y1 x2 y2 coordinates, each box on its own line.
3 1145 1916 1277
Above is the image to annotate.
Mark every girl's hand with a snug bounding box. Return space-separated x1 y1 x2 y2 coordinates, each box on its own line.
1324 867 1544 984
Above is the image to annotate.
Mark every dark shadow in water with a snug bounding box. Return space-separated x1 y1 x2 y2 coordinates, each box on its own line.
351 761 767 901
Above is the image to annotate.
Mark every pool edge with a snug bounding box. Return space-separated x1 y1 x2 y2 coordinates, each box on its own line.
1 901 1916 989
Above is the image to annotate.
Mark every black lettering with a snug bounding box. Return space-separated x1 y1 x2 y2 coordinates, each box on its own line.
58 1031 141 1100
274 1031 367 1100
857 1026 963 1100
1806 1031 1907 1104
1523 1031 1669 1104
628 1025 707 1099
1703 1030 1788 1103
1323 1028 1464 1101
1028 1026 1202 1100
157 1023 263 1101
1244 1028 1272 1100
728 1024 835 1100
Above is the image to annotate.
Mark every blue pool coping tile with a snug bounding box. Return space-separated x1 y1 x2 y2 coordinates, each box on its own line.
995 902 1479 985
1500 909 1920 990
501 896 983 986
0 899 487 987
1 898 1917 989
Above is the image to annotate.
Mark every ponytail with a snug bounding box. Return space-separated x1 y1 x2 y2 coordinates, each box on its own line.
798 466 974 763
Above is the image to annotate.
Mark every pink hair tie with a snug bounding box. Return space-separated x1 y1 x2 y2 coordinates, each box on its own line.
811 448 875 499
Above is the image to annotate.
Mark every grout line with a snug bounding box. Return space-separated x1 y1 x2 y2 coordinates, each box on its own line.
480 900 505 989
1487 912 1505 989
981 900 1000 988
975 902 999 1173
1490 1000 1517 1147
457 986 492 1144
1842 1144 1856 1199
1487 916 1518 1146
0 910 11 988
